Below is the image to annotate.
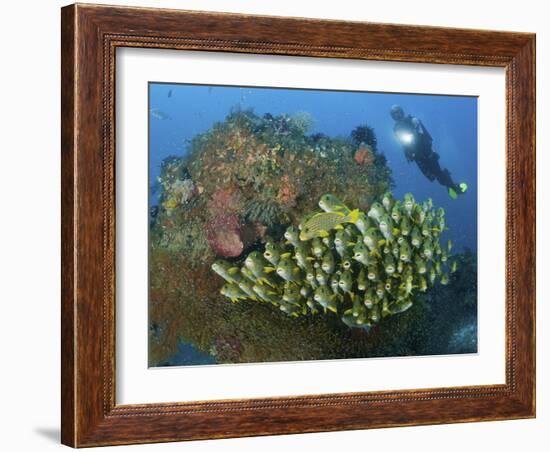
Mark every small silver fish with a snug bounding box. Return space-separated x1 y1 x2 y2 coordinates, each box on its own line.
353 242 371 266
367 264 378 281
367 202 385 223
382 192 394 212
314 286 338 313
311 238 326 258
211 260 241 284
149 108 172 120
330 273 340 294
315 269 328 286
318 194 351 215
363 227 382 251
384 254 396 275
284 225 301 247
403 193 415 216
321 252 336 274
364 290 376 309
276 256 302 282
221 284 248 303
378 214 394 242
357 268 368 291
338 270 353 293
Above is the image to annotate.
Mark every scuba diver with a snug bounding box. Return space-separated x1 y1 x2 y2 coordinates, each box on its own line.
390 105 468 199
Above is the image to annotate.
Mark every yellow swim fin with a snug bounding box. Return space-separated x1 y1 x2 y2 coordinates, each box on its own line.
449 182 468 199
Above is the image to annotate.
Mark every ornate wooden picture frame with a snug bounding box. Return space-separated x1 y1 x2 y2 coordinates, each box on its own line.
61 3 535 447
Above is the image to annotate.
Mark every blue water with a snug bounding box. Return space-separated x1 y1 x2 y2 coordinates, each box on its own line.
162 341 216 367
149 83 477 252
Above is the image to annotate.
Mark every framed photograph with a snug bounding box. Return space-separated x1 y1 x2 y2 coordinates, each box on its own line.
61 3 536 447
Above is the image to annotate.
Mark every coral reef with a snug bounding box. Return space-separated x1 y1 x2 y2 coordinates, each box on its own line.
243 198 281 227
152 109 392 267
206 214 243 257
157 157 196 211
149 246 477 366
289 111 315 134
214 193 457 329
210 335 244 363
207 187 244 216
351 124 378 149
354 144 376 166
149 109 475 366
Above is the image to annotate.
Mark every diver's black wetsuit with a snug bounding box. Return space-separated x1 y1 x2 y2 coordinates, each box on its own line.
391 108 461 194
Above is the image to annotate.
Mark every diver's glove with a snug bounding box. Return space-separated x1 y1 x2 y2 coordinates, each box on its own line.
448 182 468 199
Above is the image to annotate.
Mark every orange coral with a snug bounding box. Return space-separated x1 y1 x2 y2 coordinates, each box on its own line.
207 187 244 217
206 214 243 257
277 175 298 209
354 145 375 166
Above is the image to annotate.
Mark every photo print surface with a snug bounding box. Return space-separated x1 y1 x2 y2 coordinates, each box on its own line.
148 83 478 367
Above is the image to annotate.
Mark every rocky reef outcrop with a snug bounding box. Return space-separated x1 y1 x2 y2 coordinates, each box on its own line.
149 109 475 366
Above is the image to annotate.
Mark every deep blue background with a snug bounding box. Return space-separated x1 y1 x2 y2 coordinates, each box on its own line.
149 83 477 252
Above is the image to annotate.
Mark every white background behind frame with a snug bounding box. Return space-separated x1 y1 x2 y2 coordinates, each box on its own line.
116 48 506 405
2 0 547 451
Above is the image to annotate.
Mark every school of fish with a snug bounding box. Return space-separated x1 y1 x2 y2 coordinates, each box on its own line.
212 192 457 330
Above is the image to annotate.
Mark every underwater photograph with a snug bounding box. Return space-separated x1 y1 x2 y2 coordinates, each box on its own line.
148 82 478 367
